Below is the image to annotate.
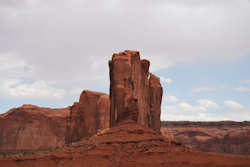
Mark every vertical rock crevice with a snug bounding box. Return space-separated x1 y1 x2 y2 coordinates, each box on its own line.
109 50 163 132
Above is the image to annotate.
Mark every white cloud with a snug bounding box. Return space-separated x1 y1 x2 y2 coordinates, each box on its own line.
0 52 33 78
161 101 250 121
161 96 249 121
161 102 207 121
0 80 66 100
163 99 220 117
0 0 249 87
0 79 19 98
166 95 178 103
240 80 250 84
161 98 224 121
162 101 207 116
0 0 250 118
192 87 216 93
243 80 250 84
69 88 84 95
234 87 250 93
160 77 172 84
0 52 65 100
179 102 207 112
0 53 25 71
224 100 244 110
197 99 219 109
162 105 250 121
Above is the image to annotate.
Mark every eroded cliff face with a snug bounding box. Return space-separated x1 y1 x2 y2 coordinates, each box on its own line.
1 122 250 167
109 50 163 132
0 90 110 150
161 121 250 155
66 90 110 144
0 105 69 150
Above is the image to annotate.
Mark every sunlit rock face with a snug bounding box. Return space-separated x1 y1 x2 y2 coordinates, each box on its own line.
66 90 110 144
0 104 70 150
109 50 163 132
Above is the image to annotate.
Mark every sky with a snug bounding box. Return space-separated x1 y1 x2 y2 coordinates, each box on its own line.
0 0 249 121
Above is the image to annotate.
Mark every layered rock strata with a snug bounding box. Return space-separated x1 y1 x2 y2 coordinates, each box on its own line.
1 122 250 167
161 121 250 155
109 50 163 132
0 105 69 151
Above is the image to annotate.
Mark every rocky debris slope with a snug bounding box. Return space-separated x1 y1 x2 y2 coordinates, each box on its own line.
109 50 162 132
161 121 250 155
66 90 110 144
0 105 69 151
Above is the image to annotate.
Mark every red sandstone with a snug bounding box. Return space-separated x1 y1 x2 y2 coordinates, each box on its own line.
66 90 110 144
109 50 162 132
0 105 69 151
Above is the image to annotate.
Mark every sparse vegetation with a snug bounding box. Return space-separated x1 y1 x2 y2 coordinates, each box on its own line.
0 146 62 158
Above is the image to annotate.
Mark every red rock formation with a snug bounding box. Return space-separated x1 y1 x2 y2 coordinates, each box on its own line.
149 74 163 131
66 90 110 144
0 105 69 151
109 50 163 132
161 121 250 155
1 51 250 167
1 122 250 167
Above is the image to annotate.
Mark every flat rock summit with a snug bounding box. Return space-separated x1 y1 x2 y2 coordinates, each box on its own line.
0 50 250 167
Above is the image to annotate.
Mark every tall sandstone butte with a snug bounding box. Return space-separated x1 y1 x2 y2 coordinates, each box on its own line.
66 90 110 144
109 50 163 132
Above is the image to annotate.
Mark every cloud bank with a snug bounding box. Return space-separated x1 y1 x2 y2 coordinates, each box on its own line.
0 0 249 120
1 0 249 89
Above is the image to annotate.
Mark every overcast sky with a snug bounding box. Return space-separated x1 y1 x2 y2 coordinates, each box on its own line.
0 0 250 121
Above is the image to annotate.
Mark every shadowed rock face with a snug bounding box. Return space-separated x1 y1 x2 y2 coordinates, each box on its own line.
0 105 69 150
66 90 110 144
109 50 163 132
